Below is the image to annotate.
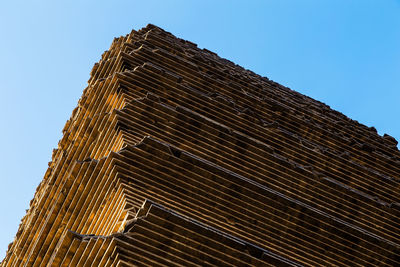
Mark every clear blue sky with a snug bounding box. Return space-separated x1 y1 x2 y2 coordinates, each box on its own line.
1 0 399 259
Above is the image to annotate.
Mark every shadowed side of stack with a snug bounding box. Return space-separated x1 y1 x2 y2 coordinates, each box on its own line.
2 24 400 266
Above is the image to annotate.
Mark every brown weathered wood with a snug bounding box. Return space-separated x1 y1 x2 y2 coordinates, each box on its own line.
2 24 400 267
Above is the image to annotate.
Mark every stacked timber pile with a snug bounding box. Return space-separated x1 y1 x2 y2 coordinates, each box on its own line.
2 24 400 266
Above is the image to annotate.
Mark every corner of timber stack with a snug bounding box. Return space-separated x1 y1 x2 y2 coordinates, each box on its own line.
2 23 400 267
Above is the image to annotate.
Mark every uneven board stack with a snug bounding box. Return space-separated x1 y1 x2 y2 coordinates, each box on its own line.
2 24 400 266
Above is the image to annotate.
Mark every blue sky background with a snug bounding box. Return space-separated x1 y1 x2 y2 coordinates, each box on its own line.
0 0 399 259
